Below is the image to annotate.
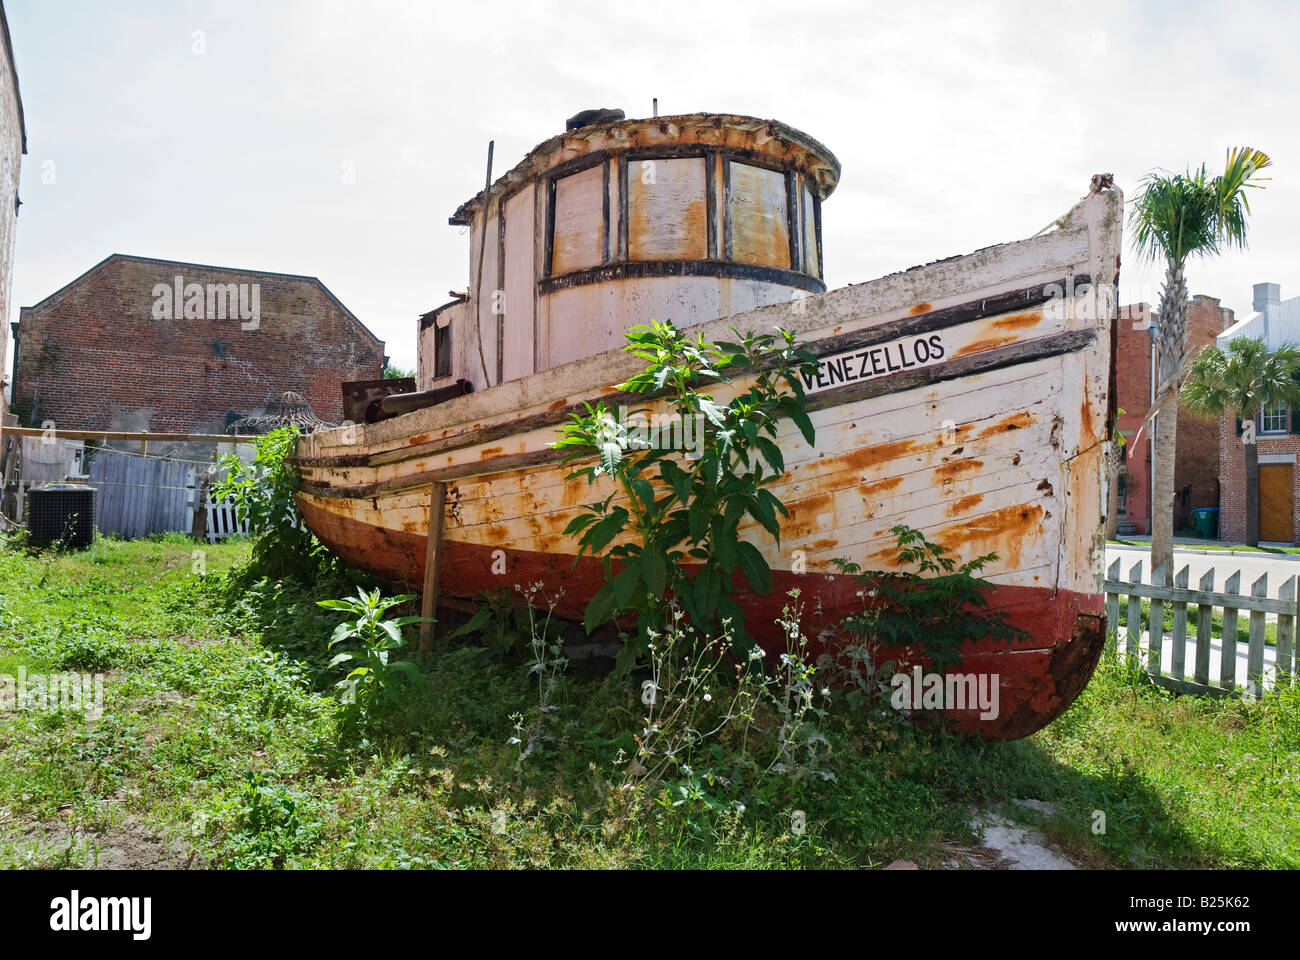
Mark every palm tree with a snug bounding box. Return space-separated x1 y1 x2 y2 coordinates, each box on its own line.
1182 337 1300 546
1129 147 1271 578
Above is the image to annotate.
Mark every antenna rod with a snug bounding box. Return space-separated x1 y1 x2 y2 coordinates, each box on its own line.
472 140 495 387
652 97 658 118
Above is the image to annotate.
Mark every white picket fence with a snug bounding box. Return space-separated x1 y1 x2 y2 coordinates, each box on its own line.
204 493 252 544
202 472 301 545
1104 558 1297 699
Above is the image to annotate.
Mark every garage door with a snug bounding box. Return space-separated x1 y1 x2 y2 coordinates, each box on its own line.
1259 464 1293 543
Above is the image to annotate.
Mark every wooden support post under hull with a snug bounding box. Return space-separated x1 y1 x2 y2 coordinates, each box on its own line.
419 482 447 651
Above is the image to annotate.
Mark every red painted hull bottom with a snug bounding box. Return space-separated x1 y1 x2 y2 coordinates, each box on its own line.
299 499 1106 740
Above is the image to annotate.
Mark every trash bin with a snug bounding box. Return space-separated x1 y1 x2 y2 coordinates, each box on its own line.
1193 507 1219 540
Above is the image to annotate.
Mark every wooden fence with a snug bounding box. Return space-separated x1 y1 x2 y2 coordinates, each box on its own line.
1104 558 1296 699
204 489 251 543
88 451 198 539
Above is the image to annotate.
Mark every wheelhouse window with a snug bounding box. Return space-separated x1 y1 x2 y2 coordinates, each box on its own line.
801 182 820 278
434 318 452 380
1260 402 1288 434
626 157 708 261
539 151 826 286
727 160 791 269
550 164 606 274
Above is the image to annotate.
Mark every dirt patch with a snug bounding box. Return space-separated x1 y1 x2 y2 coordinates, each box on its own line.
84 822 187 870
16 818 189 869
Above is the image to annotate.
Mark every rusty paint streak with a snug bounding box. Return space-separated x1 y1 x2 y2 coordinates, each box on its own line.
859 475 903 499
934 458 984 479
840 438 919 472
1079 396 1096 444
990 311 1042 330
952 335 1019 358
977 412 1035 438
479 446 504 459
909 302 932 315
947 493 985 516
939 502 1045 570
408 433 431 446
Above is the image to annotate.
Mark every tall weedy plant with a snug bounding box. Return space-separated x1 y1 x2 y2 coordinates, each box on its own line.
215 426 327 580
552 320 818 673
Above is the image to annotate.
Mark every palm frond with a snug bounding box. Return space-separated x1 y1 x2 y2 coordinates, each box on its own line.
1181 336 1300 421
1128 146 1271 266
1214 147 1272 251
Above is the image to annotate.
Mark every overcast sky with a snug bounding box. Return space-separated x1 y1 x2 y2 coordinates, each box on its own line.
6 0 1298 374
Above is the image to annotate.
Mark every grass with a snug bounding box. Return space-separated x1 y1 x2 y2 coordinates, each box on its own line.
1116 597 1280 648
0 535 1296 869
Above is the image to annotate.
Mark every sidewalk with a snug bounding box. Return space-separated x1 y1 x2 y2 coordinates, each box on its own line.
1108 535 1300 562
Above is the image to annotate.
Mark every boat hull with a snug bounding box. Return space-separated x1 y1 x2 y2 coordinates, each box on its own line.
298 496 1106 739
293 187 1123 740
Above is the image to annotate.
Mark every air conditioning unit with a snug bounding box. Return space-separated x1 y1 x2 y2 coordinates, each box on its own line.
26 483 97 550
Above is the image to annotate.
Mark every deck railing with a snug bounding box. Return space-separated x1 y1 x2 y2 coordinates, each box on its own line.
1103 558 1296 699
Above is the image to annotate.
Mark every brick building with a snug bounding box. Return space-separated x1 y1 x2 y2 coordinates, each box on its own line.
1110 295 1232 534
0 2 25 421
9 254 385 447
1216 282 1300 544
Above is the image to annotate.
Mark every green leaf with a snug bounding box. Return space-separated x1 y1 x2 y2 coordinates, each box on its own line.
600 440 624 475
327 622 355 649
632 478 656 514
693 564 721 620
584 583 617 634
563 512 600 537
644 548 668 597
698 397 727 427
735 541 772 594
391 615 431 628
445 605 495 640
585 509 628 553
717 529 738 574
688 498 709 543
789 407 816 445
756 437 784 474
387 661 422 681
613 558 643 607
379 619 404 649
748 492 780 538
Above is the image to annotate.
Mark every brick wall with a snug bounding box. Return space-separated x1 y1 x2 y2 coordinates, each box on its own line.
1113 302 1153 531
1177 296 1232 520
10 255 384 437
1218 415 1300 544
1111 296 1229 533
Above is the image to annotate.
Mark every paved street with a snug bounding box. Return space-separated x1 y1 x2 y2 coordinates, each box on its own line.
1104 542 1300 591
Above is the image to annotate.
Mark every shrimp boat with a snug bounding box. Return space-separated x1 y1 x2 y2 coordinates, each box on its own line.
292 110 1121 739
